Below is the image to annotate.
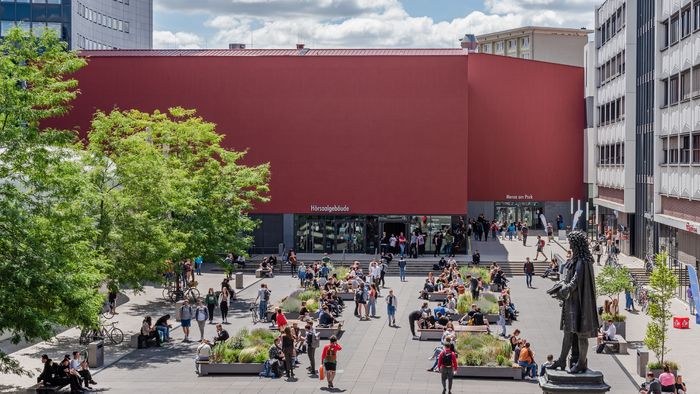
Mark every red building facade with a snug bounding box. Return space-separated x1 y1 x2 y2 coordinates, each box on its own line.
50 49 584 254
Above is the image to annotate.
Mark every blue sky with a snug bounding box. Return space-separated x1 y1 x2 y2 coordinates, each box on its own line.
152 0 596 49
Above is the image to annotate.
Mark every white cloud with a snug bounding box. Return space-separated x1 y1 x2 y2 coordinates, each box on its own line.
153 30 204 49
153 0 596 49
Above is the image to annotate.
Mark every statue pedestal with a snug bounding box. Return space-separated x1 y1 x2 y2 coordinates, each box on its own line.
539 369 611 394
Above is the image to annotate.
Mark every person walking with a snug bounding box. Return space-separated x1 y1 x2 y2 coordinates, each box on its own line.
438 343 457 394
524 257 535 288
379 260 388 288
194 299 209 341
255 283 271 324
321 336 342 389
305 321 319 375
179 299 193 342
398 257 407 282
433 231 443 257
281 326 296 379
534 236 546 261
522 224 529 246
204 288 217 324
386 289 397 327
219 287 229 323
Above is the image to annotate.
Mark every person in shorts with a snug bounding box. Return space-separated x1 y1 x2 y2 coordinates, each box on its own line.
321 336 342 389
179 299 193 342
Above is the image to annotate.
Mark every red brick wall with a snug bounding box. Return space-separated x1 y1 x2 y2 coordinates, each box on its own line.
598 187 624 204
662 196 700 223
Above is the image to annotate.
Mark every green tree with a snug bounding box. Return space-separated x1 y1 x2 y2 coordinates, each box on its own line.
86 107 269 290
0 28 104 375
644 251 678 366
596 265 632 316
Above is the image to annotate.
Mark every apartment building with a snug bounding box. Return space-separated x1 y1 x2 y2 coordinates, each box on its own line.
656 0 700 278
588 0 638 255
477 26 592 66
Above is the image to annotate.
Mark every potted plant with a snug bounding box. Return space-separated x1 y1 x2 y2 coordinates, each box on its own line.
644 252 679 374
279 289 320 319
201 328 276 375
596 265 633 338
453 332 521 379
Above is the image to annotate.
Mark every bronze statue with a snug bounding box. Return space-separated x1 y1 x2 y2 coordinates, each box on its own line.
547 230 599 374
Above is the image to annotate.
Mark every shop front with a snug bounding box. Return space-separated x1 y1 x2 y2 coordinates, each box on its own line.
494 201 545 229
294 214 462 255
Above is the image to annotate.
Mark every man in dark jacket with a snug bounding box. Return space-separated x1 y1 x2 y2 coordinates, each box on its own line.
548 231 599 374
37 355 56 386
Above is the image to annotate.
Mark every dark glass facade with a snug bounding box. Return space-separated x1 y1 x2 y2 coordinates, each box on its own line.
635 0 656 259
0 0 71 47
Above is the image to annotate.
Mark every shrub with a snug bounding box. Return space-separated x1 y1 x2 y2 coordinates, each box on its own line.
299 289 321 301
648 360 679 371
601 312 627 322
456 294 474 314
238 347 261 363
459 266 491 283
211 328 278 363
455 333 512 367
280 297 302 313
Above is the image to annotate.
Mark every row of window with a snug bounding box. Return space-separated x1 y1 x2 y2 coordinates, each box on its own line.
598 3 626 47
661 134 700 164
661 65 700 106
661 1 700 48
598 49 626 87
77 2 129 33
77 33 115 50
598 143 625 166
598 96 625 126
482 36 530 54
0 19 62 38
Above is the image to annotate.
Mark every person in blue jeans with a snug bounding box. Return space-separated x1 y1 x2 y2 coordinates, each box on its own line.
255 283 270 323
517 342 537 379
194 256 203 276
398 257 407 282
524 258 534 288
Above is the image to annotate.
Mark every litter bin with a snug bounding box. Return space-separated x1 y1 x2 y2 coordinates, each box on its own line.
88 340 104 368
636 347 649 377
558 229 567 241
235 272 243 289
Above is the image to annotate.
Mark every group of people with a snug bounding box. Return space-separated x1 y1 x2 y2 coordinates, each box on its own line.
639 364 687 394
37 352 97 392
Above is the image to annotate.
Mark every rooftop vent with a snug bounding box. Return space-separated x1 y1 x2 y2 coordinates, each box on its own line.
296 43 305 49
229 43 246 50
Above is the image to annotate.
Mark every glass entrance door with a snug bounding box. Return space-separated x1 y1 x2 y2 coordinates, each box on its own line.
495 202 544 229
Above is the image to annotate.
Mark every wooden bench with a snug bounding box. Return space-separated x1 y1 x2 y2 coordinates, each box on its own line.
603 334 628 354
417 325 489 341
255 269 273 278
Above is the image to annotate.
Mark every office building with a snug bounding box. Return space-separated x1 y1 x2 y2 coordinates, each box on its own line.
477 26 592 66
47 48 586 255
0 0 152 50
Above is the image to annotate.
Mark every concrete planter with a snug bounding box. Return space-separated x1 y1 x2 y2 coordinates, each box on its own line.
198 362 264 376
337 292 355 301
454 365 523 380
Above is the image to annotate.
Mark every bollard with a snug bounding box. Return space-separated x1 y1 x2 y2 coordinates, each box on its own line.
636 347 649 377
88 340 104 368
234 272 243 289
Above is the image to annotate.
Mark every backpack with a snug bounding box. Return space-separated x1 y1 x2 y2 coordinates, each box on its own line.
311 331 320 348
324 346 337 363
440 351 453 367
355 288 364 302
259 360 277 378
264 289 270 302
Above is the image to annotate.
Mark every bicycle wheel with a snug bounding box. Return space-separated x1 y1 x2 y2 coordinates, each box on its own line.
109 327 124 345
251 307 259 324
169 289 182 302
187 288 200 302
162 287 171 301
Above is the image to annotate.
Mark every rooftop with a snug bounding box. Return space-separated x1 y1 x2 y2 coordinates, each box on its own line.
477 26 593 40
79 48 469 57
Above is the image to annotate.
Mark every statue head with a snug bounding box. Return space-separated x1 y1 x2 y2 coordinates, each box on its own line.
568 230 594 264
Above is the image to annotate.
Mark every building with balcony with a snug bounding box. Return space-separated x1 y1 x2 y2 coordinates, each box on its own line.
477 26 592 66
0 0 152 50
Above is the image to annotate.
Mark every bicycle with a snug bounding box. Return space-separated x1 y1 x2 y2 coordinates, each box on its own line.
79 320 124 345
163 283 200 303
250 302 270 324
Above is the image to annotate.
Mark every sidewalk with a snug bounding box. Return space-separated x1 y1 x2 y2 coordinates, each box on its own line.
0 271 261 392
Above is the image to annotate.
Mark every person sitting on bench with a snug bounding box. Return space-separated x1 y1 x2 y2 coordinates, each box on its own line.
70 351 97 389
139 316 162 348
597 319 617 345
37 354 58 387
319 306 341 327
259 259 274 278
541 259 559 278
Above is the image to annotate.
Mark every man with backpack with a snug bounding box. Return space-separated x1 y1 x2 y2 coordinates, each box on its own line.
437 342 457 394
305 322 320 375
534 236 547 261
321 336 342 389
255 283 271 324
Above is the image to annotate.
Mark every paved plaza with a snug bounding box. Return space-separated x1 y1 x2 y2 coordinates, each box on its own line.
2 236 696 393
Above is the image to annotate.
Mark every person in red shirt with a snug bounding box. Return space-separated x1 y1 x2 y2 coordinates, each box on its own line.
321 335 342 389
274 308 288 330
437 343 457 394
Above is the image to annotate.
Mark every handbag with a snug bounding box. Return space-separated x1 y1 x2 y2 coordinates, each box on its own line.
319 365 325 380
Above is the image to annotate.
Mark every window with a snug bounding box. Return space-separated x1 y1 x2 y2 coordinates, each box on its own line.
693 134 700 163
693 65 700 96
507 39 516 50
662 78 669 106
669 136 679 163
681 135 691 163
520 52 530 59
681 69 691 100
695 0 700 31
682 7 692 37
662 20 669 48
520 36 530 49
670 14 680 44
495 41 503 52
670 75 680 105
0 20 14 37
